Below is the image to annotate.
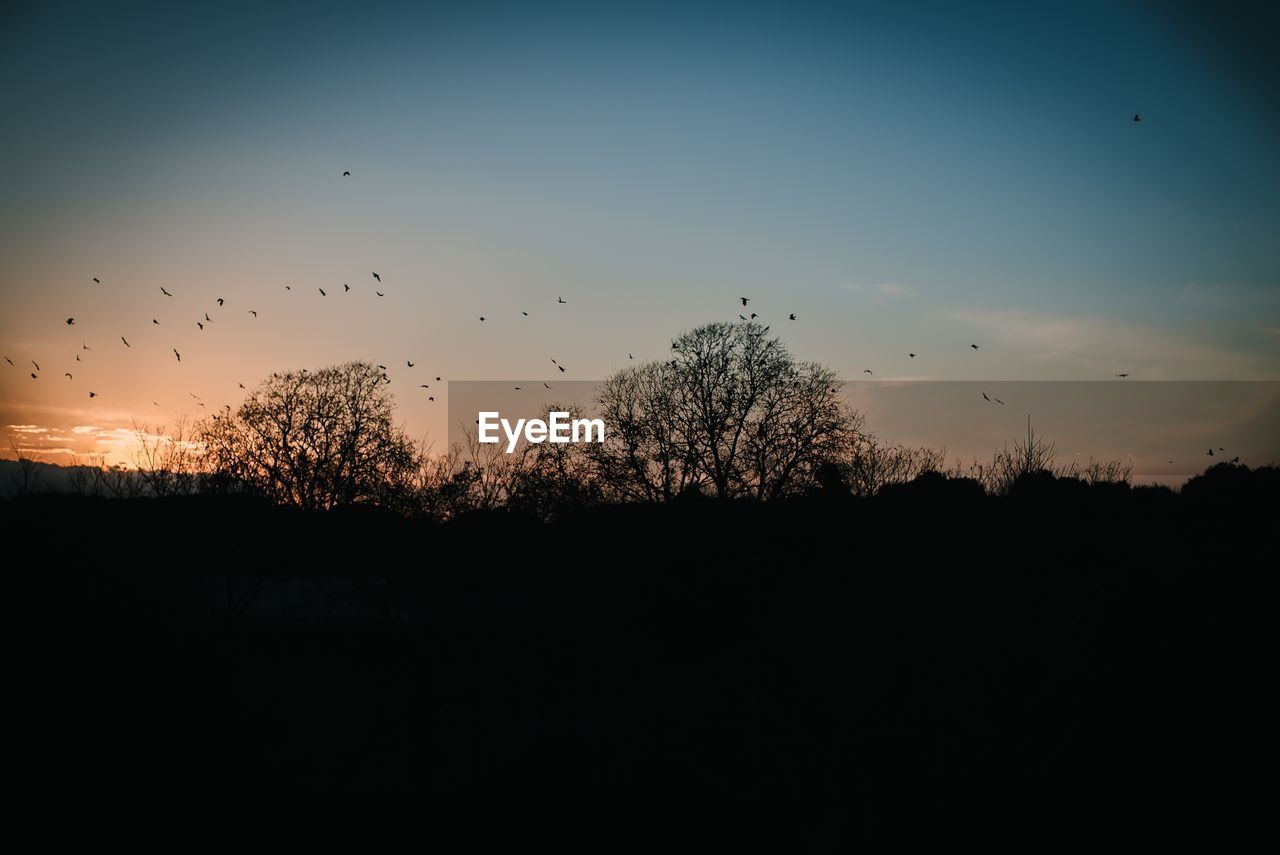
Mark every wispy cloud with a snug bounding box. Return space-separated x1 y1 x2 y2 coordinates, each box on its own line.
950 307 1277 379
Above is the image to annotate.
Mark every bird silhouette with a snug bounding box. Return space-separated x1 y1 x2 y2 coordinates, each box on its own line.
543 382 551 389
217 297 224 306
420 384 430 389
3 357 12 365
994 397 1005 405
121 337 130 347
1133 113 1142 123
161 286 172 296
407 361 414 367
557 296 567 304
558 365 566 373
514 386 522 390
377 364 387 370
789 314 796 321
1116 373 1130 378
863 369 873 375
285 285 291 291
970 344 979 350
983 392 990 401
908 353 916 358
318 288 326 297
65 372 72 379
238 383 245 389
92 277 100 283
174 349 181 362
436 376 442 381
522 311 528 316
66 317 75 325
204 312 212 322
739 314 748 321
248 310 257 317
1231 456 1240 463
88 391 96 398
479 316 486 321
152 319 159 325
740 297 750 306
30 372 36 379
372 272 381 282
197 322 203 330
83 343 90 350
628 353 634 360
750 313 758 319
343 170 350 176
428 396 434 401
1206 448 1214 456
343 283 350 292
376 291 384 297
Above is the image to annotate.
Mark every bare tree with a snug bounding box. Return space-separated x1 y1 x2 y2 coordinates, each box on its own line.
595 322 859 500
845 438 947 497
133 416 201 497
7 439 43 496
198 362 420 510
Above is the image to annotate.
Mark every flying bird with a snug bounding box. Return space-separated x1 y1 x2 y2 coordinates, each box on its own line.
318 288 326 297
161 286 172 296
152 319 159 325
64 372 72 379
479 316 486 321
628 353 634 360
1206 448 1214 456
343 170 350 176
30 373 37 379
994 397 1005 405
285 285 291 291
1133 113 1141 123
375 291 384 297
750 313 758 319
543 382 551 389
1231 456 1240 463
863 369 872 375
420 384 430 389
197 322 203 330
789 314 796 321
436 376 441 381
522 311 528 316
32 360 41 371
248 310 257 317
739 314 748 321
982 392 990 401
92 277 100 283
428 396 434 401
514 386 522 390
82 343 90 350
372 272 381 282
217 298 224 306
89 391 96 398
66 317 75 325
739 297 750 306
908 353 916 358
557 296 567 304
75 355 80 361
407 361 414 367
3 356 12 365
204 312 211 322
1116 373 1130 378
343 283 350 292
238 383 245 389
970 344 979 350
558 365 566 373
174 348 181 362
377 364 387 370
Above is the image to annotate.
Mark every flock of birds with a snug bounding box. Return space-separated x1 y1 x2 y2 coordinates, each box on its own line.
3 136 1244 468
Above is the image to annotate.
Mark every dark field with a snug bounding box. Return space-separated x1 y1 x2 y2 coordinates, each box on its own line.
9 467 1273 840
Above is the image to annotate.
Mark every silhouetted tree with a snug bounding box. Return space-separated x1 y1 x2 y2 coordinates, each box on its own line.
198 362 420 510
594 322 858 500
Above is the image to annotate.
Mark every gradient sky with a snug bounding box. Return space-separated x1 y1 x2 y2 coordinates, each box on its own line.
2 0 1278 465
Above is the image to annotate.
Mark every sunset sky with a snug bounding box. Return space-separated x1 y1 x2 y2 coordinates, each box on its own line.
2 0 1277 469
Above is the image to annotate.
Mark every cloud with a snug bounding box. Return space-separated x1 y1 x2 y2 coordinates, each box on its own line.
6 424 48 434
950 307 1277 379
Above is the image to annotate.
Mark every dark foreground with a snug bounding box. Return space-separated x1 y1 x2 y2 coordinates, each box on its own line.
9 468 1274 841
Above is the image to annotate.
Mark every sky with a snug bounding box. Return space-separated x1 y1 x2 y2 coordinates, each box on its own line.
2 0 1278 469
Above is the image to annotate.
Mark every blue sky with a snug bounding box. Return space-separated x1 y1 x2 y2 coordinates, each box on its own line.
2 0 1277 459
